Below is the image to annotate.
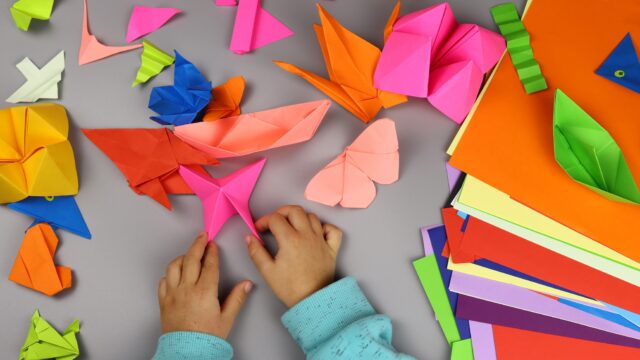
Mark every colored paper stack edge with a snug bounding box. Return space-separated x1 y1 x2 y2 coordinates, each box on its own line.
412 0 640 359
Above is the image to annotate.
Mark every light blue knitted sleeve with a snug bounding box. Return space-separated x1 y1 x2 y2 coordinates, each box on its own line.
282 277 416 360
151 331 233 360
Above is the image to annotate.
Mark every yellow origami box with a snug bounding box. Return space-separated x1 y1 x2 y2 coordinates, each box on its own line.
0 104 78 203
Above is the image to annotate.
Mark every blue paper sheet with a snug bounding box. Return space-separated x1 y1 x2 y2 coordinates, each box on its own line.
596 33 640 94
558 298 640 332
8 196 91 239
148 51 212 125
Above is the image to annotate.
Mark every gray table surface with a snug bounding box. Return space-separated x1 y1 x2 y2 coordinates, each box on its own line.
0 0 524 358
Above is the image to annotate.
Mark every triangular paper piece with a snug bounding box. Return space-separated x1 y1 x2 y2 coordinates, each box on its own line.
132 40 175 87
126 6 182 43
79 0 142 65
8 196 91 239
229 0 294 54
595 33 640 94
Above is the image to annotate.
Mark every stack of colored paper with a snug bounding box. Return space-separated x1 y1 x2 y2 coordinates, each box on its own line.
413 0 640 358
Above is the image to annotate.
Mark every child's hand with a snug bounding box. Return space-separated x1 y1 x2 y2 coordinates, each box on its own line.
246 205 343 307
158 233 253 339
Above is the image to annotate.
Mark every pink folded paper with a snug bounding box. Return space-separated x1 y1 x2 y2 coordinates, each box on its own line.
174 100 330 158
79 0 141 65
216 0 237 6
178 159 266 241
126 6 182 43
229 0 294 54
305 118 399 208
374 2 505 123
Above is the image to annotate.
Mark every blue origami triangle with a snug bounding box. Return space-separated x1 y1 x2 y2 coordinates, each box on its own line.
595 33 640 94
7 196 91 239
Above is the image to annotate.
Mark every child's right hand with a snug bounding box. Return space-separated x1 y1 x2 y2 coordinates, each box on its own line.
246 205 343 308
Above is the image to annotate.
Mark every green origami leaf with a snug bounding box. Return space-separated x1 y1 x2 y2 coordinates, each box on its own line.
132 40 175 87
553 89 640 204
413 256 461 345
20 310 81 360
11 0 54 31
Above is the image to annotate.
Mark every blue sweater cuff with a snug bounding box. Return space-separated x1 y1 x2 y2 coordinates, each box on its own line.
152 331 233 360
281 277 376 353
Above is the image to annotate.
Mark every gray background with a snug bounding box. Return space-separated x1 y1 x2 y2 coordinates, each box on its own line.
0 0 522 359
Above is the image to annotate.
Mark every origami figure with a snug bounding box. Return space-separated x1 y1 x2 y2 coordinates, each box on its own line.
0 104 78 204
8 196 91 239
82 128 218 209
174 100 331 158
9 223 73 296
7 50 65 103
596 33 640 94
179 158 266 241
275 4 407 123
19 310 80 360
375 2 505 123
229 0 294 54
203 76 246 121
132 40 175 87
126 6 181 43
10 0 54 31
148 51 212 126
305 118 399 208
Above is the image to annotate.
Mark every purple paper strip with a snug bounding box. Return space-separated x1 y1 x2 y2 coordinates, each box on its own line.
469 321 497 360
457 295 640 348
420 226 437 256
449 272 640 340
446 163 462 192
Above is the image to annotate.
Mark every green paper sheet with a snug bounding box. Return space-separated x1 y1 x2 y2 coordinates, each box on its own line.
490 2 547 94
10 0 54 31
553 89 640 204
20 310 80 360
451 339 474 360
413 256 461 346
132 40 175 87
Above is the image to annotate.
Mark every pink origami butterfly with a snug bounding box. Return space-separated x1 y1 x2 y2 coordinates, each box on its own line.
305 119 399 208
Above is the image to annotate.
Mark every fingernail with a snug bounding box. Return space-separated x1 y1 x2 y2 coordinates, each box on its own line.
244 235 252 245
244 281 253 293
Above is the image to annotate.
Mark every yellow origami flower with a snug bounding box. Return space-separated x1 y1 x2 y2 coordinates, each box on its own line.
0 104 78 203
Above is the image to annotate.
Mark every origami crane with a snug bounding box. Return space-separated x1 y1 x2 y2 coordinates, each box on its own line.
10 0 54 31
374 2 505 123
8 196 91 239
0 104 78 204
274 4 407 123
596 33 640 94
79 0 141 65
203 76 246 121
553 89 640 204
178 158 266 241
148 51 212 126
305 118 399 208
7 50 64 104
20 310 80 360
229 0 294 54
175 100 331 158
490 2 547 94
9 223 72 296
126 6 182 43
82 128 218 209
132 40 175 87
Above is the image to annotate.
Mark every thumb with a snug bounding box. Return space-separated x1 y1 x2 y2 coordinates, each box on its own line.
246 235 274 275
222 280 253 323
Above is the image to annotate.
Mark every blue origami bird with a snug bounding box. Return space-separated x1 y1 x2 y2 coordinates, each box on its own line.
596 33 640 94
8 196 91 239
148 51 212 126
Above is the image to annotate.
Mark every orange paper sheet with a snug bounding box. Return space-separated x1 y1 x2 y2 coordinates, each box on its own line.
449 0 640 261
493 325 640 360
9 223 72 296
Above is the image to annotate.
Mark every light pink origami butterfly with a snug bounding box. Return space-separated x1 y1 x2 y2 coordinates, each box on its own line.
374 2 506 124
305 119 399 208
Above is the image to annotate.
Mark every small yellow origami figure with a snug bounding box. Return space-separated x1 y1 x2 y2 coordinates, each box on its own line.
0 103 78 203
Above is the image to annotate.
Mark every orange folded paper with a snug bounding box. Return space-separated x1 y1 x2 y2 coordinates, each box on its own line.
305 118 399 208
82 128 218 209
274 4 406 123
203 76 246 121
79 0 141 65
449 0 640 261
9 223 72 296
174 100 331 158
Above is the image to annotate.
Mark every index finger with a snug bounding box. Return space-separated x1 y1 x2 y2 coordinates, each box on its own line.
197 241 220 292
257 205 311 232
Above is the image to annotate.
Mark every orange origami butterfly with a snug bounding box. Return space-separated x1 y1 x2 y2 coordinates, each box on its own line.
274 4 406 123
305 118 399 208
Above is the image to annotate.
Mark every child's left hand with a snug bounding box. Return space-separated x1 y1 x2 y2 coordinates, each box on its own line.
157 233 253 339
